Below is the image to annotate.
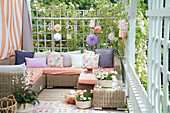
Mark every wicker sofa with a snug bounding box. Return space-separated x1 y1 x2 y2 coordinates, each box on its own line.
0 53 122 98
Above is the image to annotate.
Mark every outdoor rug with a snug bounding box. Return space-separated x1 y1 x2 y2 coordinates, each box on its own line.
33 100 95 113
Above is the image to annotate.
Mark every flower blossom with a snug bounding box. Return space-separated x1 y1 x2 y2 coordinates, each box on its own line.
90 7 94 11
76 4 79 7
33 1 37 4
105 5 109 8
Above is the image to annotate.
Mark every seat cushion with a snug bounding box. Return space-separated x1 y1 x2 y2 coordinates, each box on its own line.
43 67 83 75
27 68 44 84
62 50 81 67
95 49 114 68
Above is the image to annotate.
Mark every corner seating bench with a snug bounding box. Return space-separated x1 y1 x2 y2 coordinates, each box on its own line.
0 54 122 98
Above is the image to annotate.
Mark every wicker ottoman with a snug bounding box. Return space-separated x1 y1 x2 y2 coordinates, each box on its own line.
93 86 126 109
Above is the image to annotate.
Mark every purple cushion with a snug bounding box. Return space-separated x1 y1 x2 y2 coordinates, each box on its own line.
86 34 98 46
95 49 114 68
25 57 47 68
15 50 34 65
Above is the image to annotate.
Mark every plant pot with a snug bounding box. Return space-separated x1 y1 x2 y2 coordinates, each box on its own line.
17 104 34 113
99 80 113 88
76 100 92 109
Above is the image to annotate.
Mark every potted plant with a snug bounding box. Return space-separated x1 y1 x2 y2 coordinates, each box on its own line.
12 84 39 113
96 70 118 87
75 90 93 109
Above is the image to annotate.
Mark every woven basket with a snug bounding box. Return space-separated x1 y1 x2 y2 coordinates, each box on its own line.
0 95 17 113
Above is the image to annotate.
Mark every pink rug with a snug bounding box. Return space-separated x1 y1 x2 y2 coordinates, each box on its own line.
33 100 95 113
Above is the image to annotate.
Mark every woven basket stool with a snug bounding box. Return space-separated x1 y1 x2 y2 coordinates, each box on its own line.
0 95 17 113
93 86 126 110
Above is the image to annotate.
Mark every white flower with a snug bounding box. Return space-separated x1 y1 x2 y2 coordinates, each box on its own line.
83 97 87 100
80 92 83 95
105 5 109 8
90 7 94 11
106 72 109 75
80 95 84 98
42 9 45 13
59 3 62 7
138 66 142 73
69 2 72 5
47 27 51 31
71 4 74 7
83 89 87 92
94 1 98 4
76 4 79 7
97 75 101 78
90 89 93 93
111 71 117 75
88 97 91 100
33 4 36 7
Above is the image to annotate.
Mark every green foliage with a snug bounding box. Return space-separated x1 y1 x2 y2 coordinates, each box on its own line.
12 84 39 109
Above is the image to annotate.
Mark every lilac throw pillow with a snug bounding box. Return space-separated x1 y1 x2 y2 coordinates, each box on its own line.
95 49 114 68
25 57 47 68
86 34 98 46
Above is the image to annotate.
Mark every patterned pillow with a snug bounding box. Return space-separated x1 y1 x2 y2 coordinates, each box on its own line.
83 53 100 69
48 52 63 67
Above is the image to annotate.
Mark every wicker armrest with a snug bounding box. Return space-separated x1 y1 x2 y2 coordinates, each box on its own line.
113 54 122 75
0 72 24 98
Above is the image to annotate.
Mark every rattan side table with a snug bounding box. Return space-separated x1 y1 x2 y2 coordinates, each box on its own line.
93 85 126 110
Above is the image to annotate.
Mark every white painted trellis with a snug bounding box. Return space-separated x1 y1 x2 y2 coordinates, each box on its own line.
124 0 170 113
31 9 116 52
146 0 170 113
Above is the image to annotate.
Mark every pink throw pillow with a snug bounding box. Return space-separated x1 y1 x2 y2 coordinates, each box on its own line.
25 57 47 68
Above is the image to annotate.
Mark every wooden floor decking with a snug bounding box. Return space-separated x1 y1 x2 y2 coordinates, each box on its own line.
38 88 128 113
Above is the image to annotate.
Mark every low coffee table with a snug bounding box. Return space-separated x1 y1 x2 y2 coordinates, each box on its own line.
93 85 126 110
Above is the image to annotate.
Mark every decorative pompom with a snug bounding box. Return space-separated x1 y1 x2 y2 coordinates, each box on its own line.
94 26 102 34
54 24 61 31
108 32 115 41
86 34 98 46
54 33 61 41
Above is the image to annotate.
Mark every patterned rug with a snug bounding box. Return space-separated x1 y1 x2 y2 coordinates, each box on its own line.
33 100 95 113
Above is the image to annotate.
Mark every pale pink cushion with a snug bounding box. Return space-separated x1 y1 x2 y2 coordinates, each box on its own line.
27 68 44 84
78 76 97 85
43 67 83 75
25 57 47 68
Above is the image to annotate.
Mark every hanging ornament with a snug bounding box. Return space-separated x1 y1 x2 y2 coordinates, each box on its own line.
54 33 61 41
66 34 72 39
86 34 98 46
108 32 115 41
94 26 102 34
89 20 95 28
54 24 61 31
